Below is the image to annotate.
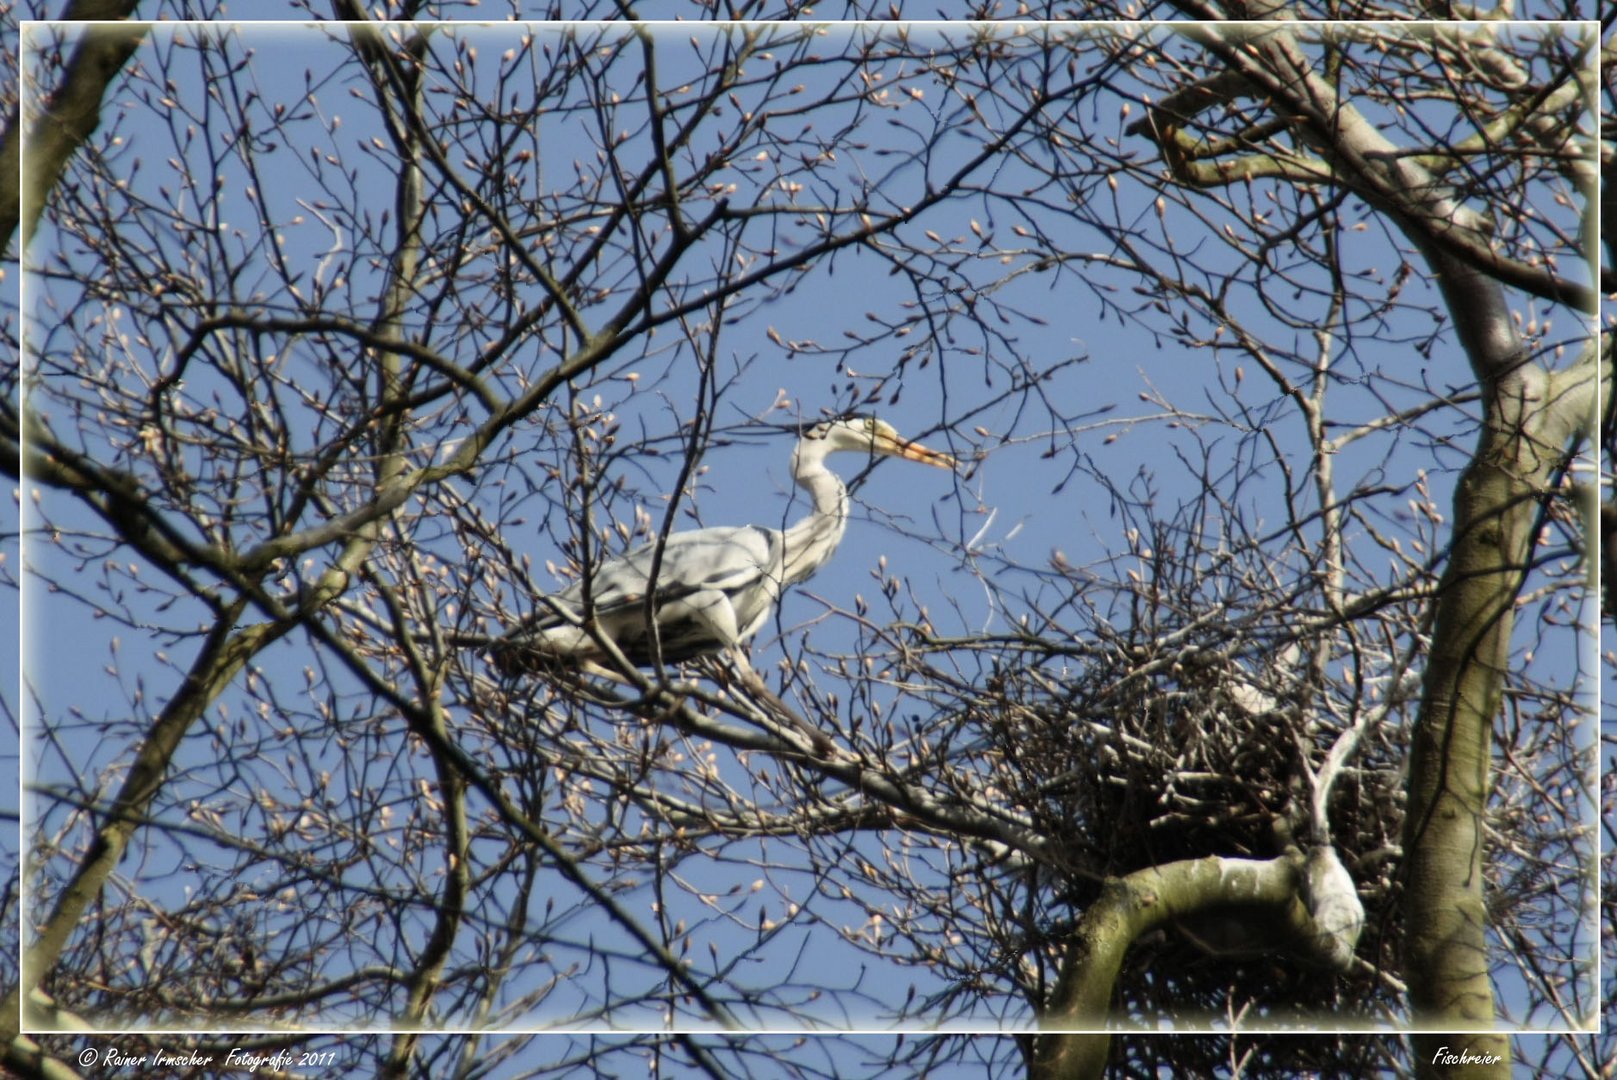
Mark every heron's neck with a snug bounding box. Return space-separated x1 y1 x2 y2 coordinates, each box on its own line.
782 448 849 584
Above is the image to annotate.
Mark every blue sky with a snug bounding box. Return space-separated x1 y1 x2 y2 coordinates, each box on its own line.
13 15 1598 1058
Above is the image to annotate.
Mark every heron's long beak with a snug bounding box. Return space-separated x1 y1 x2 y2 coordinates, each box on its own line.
881 434 956 471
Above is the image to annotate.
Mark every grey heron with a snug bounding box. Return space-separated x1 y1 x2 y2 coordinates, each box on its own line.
492 416 955 677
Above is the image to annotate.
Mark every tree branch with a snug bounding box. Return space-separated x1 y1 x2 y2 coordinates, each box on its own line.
1031 854 1322 1080
2 2 147 256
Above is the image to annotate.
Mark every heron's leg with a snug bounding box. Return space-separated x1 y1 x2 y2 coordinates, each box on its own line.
720 645 836 756
613 594 812 744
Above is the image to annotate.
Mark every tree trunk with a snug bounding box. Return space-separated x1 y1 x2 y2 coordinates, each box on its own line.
1400 244 1595 1077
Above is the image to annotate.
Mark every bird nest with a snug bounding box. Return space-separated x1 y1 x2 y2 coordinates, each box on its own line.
958 622 1411 1019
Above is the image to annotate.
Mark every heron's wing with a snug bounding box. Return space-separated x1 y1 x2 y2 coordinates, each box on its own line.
535 525 784 626
494 526 788 672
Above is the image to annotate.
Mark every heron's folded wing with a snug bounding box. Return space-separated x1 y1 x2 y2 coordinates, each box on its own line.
536 525 783 624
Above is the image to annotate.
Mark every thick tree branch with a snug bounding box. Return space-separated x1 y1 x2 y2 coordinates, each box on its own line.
1132 27 1603 311
1031 853 1356 1080
3 3 147 256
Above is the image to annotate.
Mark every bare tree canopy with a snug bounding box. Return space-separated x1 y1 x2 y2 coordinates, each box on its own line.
3 9 1605 1080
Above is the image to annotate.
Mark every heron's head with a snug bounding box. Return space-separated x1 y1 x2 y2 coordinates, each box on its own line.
806 415 956 470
